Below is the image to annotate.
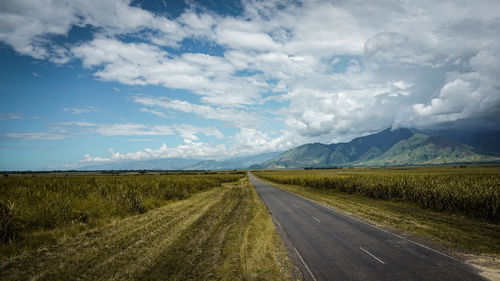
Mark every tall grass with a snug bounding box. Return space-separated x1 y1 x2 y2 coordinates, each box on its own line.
0 172 244 243
254 167 500 222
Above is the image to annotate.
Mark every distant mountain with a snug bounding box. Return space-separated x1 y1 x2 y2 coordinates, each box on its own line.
361 133 496 166
257 128 499 169
258 128 415 168
78 151 282 171
420 128 500 156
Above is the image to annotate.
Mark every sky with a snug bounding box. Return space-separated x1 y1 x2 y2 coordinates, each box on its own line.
1 0 500 170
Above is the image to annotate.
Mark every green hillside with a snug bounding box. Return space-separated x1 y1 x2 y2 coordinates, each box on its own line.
362 133 497 166
260 128 499 168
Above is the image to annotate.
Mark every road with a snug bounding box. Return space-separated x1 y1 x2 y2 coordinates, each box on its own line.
249 173 485 281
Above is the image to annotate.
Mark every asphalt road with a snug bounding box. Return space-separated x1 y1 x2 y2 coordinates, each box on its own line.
249 173 485 281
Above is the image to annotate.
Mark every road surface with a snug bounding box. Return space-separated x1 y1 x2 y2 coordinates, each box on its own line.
249 173 485 281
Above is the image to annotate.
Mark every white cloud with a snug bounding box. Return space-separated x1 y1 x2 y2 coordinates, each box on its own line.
364 32 408 58
63 106 99 114
94 123 174 136
133 95 260 126
80 127 296 164
82 141 228 163
174 124 224 140
58 121 223 139
126 138 161 142
0 112 23 120
5 132 66 140
233 128 295 154
4 122 226 143
0 0 183 60
216 28 279 51
72 38 262 106
413 79 473 117
140 108 169 118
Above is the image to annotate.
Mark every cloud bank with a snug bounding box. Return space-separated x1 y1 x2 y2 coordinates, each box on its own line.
2 0 500 165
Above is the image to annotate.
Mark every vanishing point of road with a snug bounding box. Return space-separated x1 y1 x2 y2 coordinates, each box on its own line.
249 173 485 281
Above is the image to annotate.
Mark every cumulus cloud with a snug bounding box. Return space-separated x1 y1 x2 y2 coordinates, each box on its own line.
413 79 474 117
72 38 262 106
2 0 500 163
82 141 227 163
81 127 296 164
392 43 500 128
0 0 183 60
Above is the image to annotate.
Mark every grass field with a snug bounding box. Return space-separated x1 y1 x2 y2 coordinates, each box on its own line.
254 166 500 222
0 172 243 257
253 166 500 279
0 172 300 280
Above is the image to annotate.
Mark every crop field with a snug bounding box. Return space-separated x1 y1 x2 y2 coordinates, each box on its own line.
0 172 299 280
0 172 242 248
254 166 500 222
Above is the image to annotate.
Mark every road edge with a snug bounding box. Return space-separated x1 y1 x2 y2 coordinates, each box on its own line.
248 172 315 281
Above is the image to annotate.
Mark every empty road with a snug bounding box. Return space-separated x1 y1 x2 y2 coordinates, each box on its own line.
249 173 485 281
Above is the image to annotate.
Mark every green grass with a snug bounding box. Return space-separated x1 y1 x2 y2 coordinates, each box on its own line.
0 175 300 280
253 166 500 258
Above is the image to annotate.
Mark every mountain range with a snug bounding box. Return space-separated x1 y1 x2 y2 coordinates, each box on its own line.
253 128 500 169
78 128 500 171
78 151 282 171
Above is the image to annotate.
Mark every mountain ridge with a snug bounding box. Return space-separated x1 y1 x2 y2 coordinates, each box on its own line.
256 128 499 169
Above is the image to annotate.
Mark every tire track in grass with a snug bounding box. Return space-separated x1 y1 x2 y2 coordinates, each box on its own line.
137 183 244 280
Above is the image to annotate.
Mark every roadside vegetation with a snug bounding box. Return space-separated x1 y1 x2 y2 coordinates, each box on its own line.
255 166 500 222
253 166 500 260
0 173 299 280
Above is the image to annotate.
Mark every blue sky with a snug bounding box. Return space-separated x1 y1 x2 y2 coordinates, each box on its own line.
1 0 500 170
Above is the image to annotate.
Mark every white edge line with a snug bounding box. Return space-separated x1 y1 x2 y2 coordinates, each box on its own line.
312 216 321 223
315 200 461 262
360 247 386 264
294 248 318 281
252 175 461 263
